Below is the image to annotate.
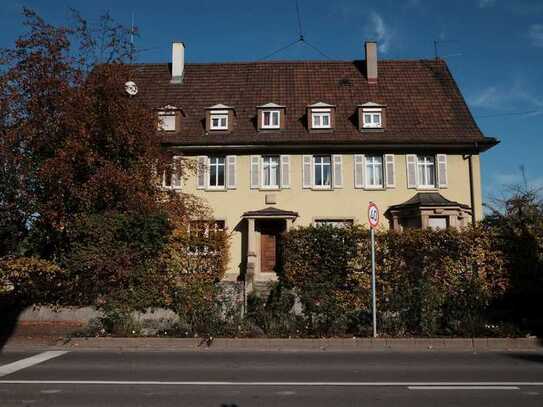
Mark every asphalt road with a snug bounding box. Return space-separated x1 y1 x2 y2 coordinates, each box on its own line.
1 350 543 406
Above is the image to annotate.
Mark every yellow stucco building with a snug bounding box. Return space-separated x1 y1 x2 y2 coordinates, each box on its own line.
132 41 498 286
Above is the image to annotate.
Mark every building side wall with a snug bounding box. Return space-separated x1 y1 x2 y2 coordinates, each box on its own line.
179 153 482 280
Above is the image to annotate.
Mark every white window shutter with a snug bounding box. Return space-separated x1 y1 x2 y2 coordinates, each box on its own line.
332 155 343 188
171 157 182 190
384 154 395 188
250 155 260 189
437 154 448 188
280 155 290 188
406 154 417 189
354 154 365 189
226 155 236 189
302 155 313 188
197 156 207 189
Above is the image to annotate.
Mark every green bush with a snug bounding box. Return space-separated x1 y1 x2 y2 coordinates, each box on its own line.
275 225 509 337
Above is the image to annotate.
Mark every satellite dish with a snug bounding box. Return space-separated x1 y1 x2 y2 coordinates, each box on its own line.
125 81 138 96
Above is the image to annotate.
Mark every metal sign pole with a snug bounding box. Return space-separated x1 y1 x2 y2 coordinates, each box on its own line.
371 227 377 338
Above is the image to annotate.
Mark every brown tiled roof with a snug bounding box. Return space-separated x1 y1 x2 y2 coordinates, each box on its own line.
387 192 471 211
130 59 497 150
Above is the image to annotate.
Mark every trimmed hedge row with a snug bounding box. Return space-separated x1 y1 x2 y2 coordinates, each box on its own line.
272 225 510 337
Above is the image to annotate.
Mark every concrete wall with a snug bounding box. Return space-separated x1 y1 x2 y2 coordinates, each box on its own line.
179 153 483 280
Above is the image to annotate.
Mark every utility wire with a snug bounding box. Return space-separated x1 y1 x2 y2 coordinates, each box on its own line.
302 39 333 60
257 38 303 61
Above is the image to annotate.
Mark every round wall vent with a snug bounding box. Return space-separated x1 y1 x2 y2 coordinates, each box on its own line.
124 81 138 96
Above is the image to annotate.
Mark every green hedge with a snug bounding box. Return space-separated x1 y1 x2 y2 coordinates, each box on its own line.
274 225 510 337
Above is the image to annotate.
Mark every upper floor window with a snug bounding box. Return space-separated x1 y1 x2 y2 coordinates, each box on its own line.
206 104 233 132
262 155 280 188
308 102 335 130
416 155 436 188
406 154 447 189
210 111 228 130
312 109 331 129
208 156 226 188
359 102 386 130
262 110 280 129
157 106 179 131
314 155 332 188
365 155 384 188
363 110 382 128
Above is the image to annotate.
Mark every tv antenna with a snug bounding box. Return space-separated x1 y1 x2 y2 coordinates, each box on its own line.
257 0 332 61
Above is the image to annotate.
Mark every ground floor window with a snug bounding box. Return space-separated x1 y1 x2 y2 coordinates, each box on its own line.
428 216 448 230
188 220 226 254
314 219 354 228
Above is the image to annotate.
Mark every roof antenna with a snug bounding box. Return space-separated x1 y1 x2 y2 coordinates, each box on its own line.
296 0 304 41
433 39 459 60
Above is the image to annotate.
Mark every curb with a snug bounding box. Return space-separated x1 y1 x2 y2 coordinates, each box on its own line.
3 337 542 352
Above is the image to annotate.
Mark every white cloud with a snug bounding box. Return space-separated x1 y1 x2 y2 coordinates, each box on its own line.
366 12 392 54
529 24 543 47
478 0 496 8
468 81 543 114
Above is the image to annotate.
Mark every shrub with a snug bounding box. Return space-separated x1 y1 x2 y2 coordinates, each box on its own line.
277 225 509 337
0 256 64 305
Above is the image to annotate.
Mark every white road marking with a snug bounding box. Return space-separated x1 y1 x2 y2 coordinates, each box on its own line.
0 352 68 378
409 386 519 390
0 381 542 387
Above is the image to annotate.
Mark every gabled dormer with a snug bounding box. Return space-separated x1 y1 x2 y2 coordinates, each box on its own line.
257 102 285 131
206 104 234 132
358 102 386 131
307 102 335 131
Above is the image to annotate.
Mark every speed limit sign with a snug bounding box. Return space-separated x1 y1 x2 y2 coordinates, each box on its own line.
368 202 379 229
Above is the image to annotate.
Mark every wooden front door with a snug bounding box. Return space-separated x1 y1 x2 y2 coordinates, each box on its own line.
259 221 284 273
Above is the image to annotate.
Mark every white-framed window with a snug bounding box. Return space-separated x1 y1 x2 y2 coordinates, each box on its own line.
261 110 280 129
210 111 228 130
313 155 332 188
362 109 382 128
208 156 226 188
188 220 226 255
261 155 280 188
161 157 182 190
314 219 354 228
417 155 436 188
428 217 448 230
157 111 176 131
365 155 384 188
312 109 331 129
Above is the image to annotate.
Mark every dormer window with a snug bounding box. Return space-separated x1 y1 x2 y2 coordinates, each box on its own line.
359 102 386 130
257 103 285 131
206 104 234 132
210 111 228 130
363 110 382 128
308 102 335 130
157 105 180 132
262 110 280 129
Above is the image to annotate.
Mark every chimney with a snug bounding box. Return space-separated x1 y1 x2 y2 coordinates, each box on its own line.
365 41 378 84
171 42 185 84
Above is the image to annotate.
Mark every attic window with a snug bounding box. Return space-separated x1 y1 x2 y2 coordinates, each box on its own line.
210 111 229 130
312 109 331 129
157 110 177 131
262 110 280 129
363 109 382 128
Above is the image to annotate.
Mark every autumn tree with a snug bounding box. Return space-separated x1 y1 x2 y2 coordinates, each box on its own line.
0 9 215 307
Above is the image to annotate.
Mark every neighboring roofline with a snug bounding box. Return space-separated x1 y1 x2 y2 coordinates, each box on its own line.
164 138 499 154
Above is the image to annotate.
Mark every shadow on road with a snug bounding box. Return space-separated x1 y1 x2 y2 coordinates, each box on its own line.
0 294 24 351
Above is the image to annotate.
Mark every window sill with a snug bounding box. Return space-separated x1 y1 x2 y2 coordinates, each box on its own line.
259 187 281 191
311 186 333 191
205 187 227 192
416 186 439 191
364 186 386 190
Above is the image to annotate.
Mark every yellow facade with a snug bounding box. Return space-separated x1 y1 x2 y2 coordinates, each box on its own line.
178 153 483 281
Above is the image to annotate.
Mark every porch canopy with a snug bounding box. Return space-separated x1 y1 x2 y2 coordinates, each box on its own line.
242 206 298 220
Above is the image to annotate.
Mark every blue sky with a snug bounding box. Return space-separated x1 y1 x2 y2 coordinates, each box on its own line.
1 0 542 203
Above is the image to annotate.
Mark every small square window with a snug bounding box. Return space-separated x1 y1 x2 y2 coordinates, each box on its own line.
158 111 176 131
262 110 280 129
362 109 382 128
312 110 331 129
210 112 229 130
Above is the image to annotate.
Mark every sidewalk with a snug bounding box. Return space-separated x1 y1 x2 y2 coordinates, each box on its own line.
3 336 542 352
